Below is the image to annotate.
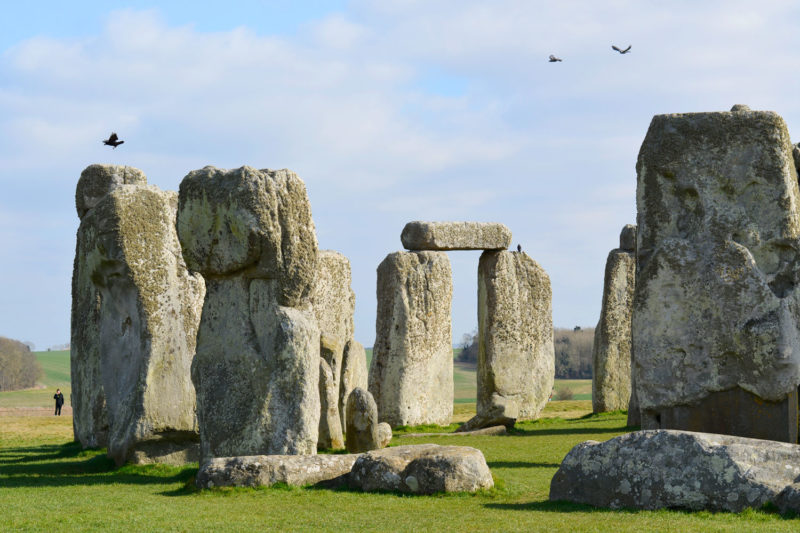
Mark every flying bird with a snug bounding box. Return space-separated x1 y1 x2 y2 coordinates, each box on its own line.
612 45 632 54
548 54 563 62
102 132 124 149
517 244 522 253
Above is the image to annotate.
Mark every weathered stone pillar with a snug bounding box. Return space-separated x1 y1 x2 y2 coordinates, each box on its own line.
340 339 368 428
592 225 636 414
369 251 453 427
461 250 554 430
72 164 206 465
177 166 320 460
633 105 800 442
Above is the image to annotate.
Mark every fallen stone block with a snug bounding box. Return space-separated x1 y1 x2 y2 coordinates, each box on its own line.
403 426 507 438
196 454 359 489
400 221 511 251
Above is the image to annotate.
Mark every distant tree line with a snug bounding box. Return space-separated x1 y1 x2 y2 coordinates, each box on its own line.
457 326 594 379
0 336 42 391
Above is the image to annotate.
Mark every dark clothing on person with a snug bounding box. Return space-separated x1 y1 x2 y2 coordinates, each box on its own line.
54 392 64 416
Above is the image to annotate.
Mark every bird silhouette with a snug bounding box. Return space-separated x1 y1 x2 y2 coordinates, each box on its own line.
548 54 563 62
612 45 631 54
102 132 124 149
517 244 522 253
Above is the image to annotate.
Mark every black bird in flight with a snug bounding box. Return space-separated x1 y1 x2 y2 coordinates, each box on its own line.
102 132 124 149
517 244 522 253
548 54 563 62
612 45 632 54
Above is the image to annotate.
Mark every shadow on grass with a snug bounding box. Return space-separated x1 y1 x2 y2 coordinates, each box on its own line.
487 461 561 469
508 426 627 437
484 500 633 513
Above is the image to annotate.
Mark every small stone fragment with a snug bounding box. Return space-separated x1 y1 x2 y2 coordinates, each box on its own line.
345 387 382 453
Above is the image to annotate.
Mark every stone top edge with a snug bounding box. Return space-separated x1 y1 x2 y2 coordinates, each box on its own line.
650 107 783 121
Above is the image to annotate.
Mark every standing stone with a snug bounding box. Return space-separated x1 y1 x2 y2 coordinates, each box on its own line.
592 225 636 414
318 358 344 450
339 339 368 428
177 166 321 460
401 221 512 251
461 250 554 431
74 167 206 465
633 107 800 442
71 164 147 449
346 387 383 453
369 251 453 427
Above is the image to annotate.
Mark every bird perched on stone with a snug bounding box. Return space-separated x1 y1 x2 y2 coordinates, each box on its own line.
102 132 124 149
517 244 522 253
612 45 631 54
548 55 563 62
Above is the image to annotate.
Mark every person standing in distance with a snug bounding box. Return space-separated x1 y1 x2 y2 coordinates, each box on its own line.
54 389 64 416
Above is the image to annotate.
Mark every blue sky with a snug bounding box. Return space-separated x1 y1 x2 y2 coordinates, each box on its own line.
2 1 800 349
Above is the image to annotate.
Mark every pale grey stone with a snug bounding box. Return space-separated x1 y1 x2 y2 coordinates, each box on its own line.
339 339 368 428
75 164 147 220
377 422 392 448
401 426 507 438
345 387 382 453
592 244 635 414
370 251 453 427
634 109 800 440
401 221 511 251
196 454 359 489
550 430 800 512
730 104 751 112
318 358 344 450
348 444 494 494
75 179 205 465
177 165 317 308
461 250 553 431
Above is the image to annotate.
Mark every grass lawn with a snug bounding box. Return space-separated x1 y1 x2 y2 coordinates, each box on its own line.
0 350 71 409
2 409 798 531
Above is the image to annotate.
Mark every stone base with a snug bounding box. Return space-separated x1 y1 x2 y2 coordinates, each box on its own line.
641 386 798 443
125 433 200 466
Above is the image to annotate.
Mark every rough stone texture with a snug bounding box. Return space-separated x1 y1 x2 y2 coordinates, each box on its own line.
349 444 494 494
461 251 553 431
377 422 392 448
775 482 800 515
550 429 800 512
619 224 636 252
339 339 368 428
627 378 641 426
401 426 507 438
346 387 382 453
401 221 512 251
792 143 800 174
370 251 453 427
177 165 317 308
74 173 205 465
75 164 147 219
633 108 800 441
318 358 344 450
592 235 636 414
178 166 321 461
197 454 359 489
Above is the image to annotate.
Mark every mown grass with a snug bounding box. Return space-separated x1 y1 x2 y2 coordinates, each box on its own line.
2 412 799 531
0 350 71 409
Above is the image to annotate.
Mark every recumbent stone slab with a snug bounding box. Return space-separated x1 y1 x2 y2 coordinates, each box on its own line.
401 221 511 251
197 454 359 489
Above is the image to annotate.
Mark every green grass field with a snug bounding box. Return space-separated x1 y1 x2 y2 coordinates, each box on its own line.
0 350 71 409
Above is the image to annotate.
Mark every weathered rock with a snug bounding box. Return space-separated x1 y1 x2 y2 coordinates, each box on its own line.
370 251 453 427
627 377 641 426
377 422 392 448
76 177 205 465
550 429 800 512
401 221 511 251
775 482 800 515
178 166 321 460
619 224 636 252
318 358 344 450
197 454 359 489
339 339 368 428
349 444 494 494
461 250 553 431
792 143 800 174
634 108 800 442
75 164 147 219
346 387 382 453
177 166 317 308
592 229 636 414
401 425 507 438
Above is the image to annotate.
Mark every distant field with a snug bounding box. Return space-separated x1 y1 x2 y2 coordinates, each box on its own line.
0 350 71 409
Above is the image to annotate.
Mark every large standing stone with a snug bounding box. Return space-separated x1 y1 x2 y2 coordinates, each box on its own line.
592 225 636 414
633 107 800 442
177 166 321 460
550 430 800 512
339 339 368 428
75 171 205 465
369 251 453 427
345 387 382 453
348 444 494 494
71 165 147 449
461 250 553 431
318 358 344 450
401 221 511 251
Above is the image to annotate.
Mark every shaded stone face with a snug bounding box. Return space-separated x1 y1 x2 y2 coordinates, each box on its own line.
550 430 800 512
461 250 553 431
345 387 382 453
75 164 147 219
633 108 800 441
73 175 205 465
318 358 344 450
400 221 512 251
369 251 453 427
592 238 635 414
339 339 368 429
